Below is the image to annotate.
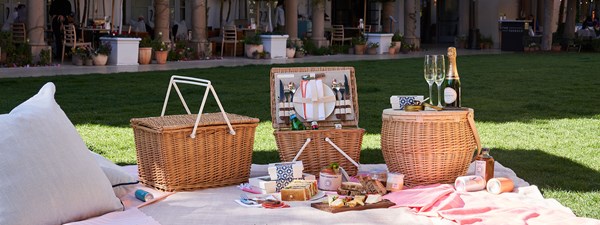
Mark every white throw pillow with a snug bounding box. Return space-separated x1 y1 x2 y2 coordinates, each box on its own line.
91 151 139 198
0 83 123 225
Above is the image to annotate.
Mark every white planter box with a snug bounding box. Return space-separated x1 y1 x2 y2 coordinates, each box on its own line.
260 34 289 59
366 33 393 54
100 37 141 66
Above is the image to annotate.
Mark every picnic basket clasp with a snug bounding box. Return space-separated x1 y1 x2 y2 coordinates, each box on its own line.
161 75 236 138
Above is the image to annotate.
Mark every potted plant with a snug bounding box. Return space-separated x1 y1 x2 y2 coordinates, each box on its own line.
0 31 15 64
389 42 397 55
400 43 410 54
92 41 111 66
152 34 168 64
72 46 91 66
244 33 263 58
352 35 367 55
138 36 152 64
455 35 467 48
391 32 403 52
286 39 296 58
295 46 306 58
367 42 379 55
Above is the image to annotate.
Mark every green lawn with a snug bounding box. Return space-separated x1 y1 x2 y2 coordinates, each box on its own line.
1 53 599 219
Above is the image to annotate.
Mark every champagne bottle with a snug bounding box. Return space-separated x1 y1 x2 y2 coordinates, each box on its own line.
444 47 461 108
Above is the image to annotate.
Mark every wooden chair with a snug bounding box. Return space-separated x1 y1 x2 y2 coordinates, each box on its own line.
330 25 351 46
62 24 91 63
221 25 240 57
364 25 371 33
11 23 27 44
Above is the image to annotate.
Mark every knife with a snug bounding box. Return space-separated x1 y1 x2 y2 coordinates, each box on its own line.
344 74 350 99
279 80 285 102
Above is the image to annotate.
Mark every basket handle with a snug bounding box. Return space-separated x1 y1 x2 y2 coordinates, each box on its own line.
161 75 236 138
324 137 361 168
467 111 482 159
292 138 312 162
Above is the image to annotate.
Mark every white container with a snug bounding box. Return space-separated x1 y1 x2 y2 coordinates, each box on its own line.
260 34 289 59
100 37 141 66
267 161 304 180
365 33 394 54
318 172 342 191
386 172 404 192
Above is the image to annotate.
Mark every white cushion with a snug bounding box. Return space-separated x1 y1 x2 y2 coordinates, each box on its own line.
0 83 123 225
91 151 138 198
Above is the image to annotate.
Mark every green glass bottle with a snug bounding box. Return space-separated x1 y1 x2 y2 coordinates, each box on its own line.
290 114 306 130
444 47 461 108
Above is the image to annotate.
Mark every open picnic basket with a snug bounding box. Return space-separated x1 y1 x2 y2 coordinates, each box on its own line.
131 76 259 192
270 67 365 176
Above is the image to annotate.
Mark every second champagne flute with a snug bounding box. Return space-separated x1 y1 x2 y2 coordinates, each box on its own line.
424 55 436 105
434 55 446 107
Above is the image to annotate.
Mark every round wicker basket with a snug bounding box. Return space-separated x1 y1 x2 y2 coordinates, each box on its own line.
381 108 481 187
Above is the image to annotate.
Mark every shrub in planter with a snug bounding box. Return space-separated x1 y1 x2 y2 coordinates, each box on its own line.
244 33 263 58
352 35 367 55
138 36 153 64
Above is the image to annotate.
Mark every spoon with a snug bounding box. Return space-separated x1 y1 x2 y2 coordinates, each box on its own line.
288 82 296 102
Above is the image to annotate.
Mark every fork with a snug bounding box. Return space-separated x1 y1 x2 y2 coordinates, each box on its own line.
339 83 346 101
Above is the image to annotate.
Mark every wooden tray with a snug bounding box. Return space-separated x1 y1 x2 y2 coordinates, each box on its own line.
310 199 395 213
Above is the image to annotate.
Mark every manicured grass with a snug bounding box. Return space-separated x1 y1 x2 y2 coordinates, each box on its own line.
0 53 599 218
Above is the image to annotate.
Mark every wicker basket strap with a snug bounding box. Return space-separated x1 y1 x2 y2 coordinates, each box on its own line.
467 111 482 158
161 76 236 138
291 138 312 162
324 137 361 168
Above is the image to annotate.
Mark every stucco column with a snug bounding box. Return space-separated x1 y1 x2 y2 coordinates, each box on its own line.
155 0 170 44
404 0 420 48
541 0 554 50
382 2 395 33
311 0 327 47
192 0 210 58
285 0 298 41
27 0 47 62
458 0 470 37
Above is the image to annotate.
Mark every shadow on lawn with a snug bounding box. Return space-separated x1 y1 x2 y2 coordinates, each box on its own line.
494 148 600 193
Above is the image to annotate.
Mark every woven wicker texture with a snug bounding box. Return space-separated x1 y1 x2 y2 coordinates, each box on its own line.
381 109 480 187
131 113 259 192
270 67 364 176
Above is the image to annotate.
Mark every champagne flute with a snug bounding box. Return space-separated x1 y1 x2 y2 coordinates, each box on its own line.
434 55 446 107
424 55 436 105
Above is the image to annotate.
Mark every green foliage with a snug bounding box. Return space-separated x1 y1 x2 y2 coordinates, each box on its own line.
286 39 296 48
367 42 380 48
0 31 15 54
243 33 263 45
139 36 153 48
392 32 403 42
38 49 52 66
94 42 112 55
7 43 32 66
352 34 367 45
167 41 195 61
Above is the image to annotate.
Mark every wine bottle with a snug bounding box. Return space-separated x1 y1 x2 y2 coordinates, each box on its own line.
290 114 306 130
444 47 461 108
475 148 494 182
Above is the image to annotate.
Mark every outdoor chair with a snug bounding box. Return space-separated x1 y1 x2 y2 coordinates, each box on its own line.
62 24 91 63
331 25 351 46
11 23 27 44
221 25 240 57
364 25 371 33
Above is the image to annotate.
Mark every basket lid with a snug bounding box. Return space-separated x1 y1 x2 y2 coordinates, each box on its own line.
131 113 259 131
270 67 360 130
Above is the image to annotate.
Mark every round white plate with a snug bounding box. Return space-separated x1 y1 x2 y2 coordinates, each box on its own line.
292 82 335 120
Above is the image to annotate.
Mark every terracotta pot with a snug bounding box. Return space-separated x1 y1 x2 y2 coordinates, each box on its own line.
286 48 296 58
245 44 264 58
85 58 94 66
155 50 168 64
367 47 378 55
552 45 561 52
354 44 366 55
72 56 83 66
92 54 108 66
389 47 396 55
393 41 402 51
138 47 152 64
295 51 305 58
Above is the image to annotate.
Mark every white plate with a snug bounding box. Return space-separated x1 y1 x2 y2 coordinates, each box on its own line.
292 82 335 120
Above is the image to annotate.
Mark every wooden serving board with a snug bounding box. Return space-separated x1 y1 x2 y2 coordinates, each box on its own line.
310 199 396 213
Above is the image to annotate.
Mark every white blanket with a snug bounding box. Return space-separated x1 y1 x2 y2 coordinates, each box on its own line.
81 162 599 225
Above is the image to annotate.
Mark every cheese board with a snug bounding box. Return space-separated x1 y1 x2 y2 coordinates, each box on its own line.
310 199 395 213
